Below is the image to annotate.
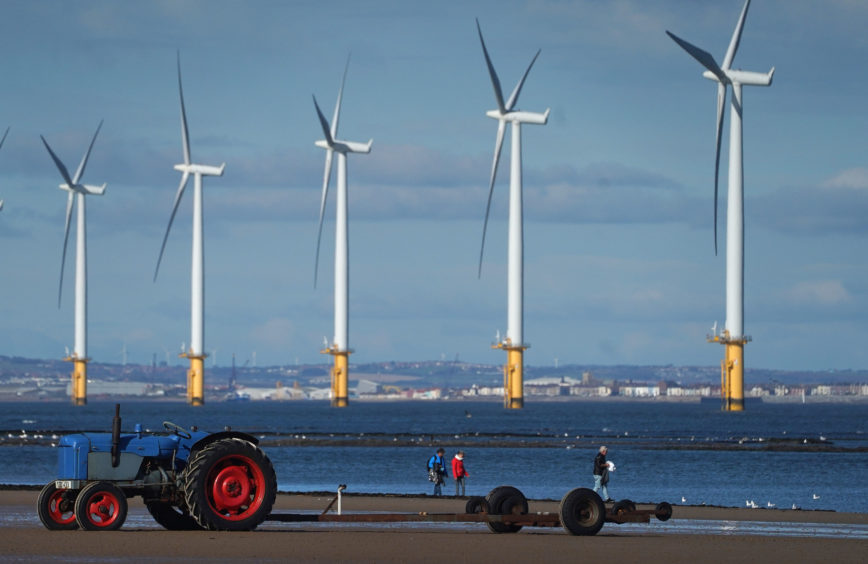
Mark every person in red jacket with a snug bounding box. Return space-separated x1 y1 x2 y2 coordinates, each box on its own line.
452 451 469 496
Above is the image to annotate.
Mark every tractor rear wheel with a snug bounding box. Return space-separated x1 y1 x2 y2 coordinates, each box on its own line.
74 481 128 531
37 482 78 530
146 501 202 530
182 438 277 531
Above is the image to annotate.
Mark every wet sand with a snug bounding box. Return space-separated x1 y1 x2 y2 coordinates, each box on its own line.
2 489 866 563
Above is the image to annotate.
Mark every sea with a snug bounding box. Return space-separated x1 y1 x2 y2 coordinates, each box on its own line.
2 400 866 514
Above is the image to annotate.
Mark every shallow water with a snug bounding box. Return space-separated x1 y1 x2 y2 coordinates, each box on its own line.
2 400 866 512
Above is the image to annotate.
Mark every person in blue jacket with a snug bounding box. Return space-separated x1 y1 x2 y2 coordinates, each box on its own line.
427 448 449 496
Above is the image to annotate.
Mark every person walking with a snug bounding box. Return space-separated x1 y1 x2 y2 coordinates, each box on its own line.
452 451 469 496
427 448 448 496
592 445 613 502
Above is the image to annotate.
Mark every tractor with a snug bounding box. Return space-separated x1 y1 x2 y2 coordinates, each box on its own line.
37 405 276 531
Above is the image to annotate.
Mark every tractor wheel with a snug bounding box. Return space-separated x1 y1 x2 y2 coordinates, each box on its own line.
465 496 489 514
559 487 605 536
146 501 202 530
182 438 277 531
74 481 128 531
37 482 78 530
484 486 528 533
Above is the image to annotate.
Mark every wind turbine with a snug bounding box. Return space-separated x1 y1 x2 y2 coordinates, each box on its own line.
154 53 225 406
0 127 8 211
41 121 106 405
476 19 549 409
667 0 773 411
312 56 372 408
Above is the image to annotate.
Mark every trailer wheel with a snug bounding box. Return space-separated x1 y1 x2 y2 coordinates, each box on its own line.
485 486 528 533
146 501 202 530
612 499 636 516
74 481 128 531
183 438 277 531
655 501 673 522
465 496 490 514
37 482 78 530
559 487 605 536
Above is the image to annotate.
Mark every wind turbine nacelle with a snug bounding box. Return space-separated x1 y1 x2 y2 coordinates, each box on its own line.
59 183 107 196
316 138 373 154
703 68 774 87
174 163 226 177
486 108 550 125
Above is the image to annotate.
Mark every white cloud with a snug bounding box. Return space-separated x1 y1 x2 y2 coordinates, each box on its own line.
783 280 851 307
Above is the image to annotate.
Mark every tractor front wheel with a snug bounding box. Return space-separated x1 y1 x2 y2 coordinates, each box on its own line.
182 438 277 531
37 482 78 530
74 481 128 531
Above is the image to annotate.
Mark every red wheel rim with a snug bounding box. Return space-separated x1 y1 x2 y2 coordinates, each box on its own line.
206 454 265 521
48 488 76 525
84 491 122 527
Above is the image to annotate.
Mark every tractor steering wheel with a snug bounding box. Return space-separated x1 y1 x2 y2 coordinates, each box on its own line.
162 421 192 439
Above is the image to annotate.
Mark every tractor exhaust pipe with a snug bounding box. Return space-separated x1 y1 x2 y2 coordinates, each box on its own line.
111 403 121 468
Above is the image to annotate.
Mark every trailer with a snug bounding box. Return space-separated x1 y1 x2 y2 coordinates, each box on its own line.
266 485 673 536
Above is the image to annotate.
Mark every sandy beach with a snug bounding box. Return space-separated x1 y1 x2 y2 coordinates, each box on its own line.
2 489 866 563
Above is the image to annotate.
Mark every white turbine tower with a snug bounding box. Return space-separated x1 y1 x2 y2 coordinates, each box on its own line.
312 57 372 408
154 53 225 406
0 127 8 211
41 121 106 406
476 19 549 409
667 0 773 411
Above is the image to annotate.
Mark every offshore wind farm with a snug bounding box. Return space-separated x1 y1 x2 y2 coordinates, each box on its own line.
1 1 867 406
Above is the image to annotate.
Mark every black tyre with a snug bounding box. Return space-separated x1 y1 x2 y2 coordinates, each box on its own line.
465 496 490 514
559 487 605 536
655 501 673 522
37 482 78 530
182 438 277 531
74 481 128 531
612 499 636 516
146 501 202 530
484 486 528 534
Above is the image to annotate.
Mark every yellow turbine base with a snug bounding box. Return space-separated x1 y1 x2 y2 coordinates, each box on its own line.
497 346 524 409
723 342 745 412
70 358 87 406
322 348 349 408
188 356 205 406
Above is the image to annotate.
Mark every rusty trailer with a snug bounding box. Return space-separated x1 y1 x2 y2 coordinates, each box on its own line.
266 485 673 536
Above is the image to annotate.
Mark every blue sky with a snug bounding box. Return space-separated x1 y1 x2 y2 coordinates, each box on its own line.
1 0 866 371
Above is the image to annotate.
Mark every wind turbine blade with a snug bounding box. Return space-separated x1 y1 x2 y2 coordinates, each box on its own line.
72 119 103 185
58 191 74 308
478 119 506 278
331 54 350 140
666 31 727 83
476 18 506 113
0 126 9 149
40 136 74 188
312 95 334 146
314 148 334 288
722 0 751 70
713 83 726 256
505 49 541 111
177 52 191 165
153 171 190 281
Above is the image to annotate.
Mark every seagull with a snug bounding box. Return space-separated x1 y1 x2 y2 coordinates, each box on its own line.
747 500 758 509
812 494 820 500
767 501 776 508
681 496 687 503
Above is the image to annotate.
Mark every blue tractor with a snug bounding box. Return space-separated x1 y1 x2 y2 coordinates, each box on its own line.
37 405 276 531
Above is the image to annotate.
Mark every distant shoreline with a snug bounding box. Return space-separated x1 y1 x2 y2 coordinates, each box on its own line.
1 395 867 403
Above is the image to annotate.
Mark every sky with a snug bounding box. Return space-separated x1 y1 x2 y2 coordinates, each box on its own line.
0 0 866 372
